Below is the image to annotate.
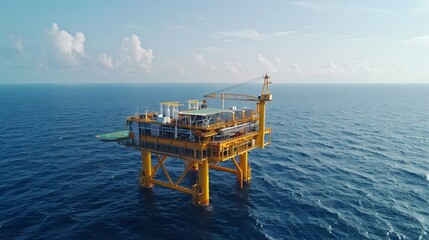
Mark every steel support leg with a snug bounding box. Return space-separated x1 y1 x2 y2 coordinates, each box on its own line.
239 152 251 184
140 150 153 188
198 159 209 206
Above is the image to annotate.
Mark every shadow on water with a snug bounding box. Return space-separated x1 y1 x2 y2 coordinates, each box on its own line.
234 183 251 202
138 187 155 208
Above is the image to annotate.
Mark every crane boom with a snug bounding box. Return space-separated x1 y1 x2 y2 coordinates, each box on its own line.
203 73 272 109
205 77 260 95
204 93 259 101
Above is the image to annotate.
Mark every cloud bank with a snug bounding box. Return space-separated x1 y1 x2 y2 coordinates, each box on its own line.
100 34 154 73
45 23 86 66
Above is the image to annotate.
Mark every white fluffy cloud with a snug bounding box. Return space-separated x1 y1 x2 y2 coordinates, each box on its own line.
45 23 85 66
119 34 154 70
193 53 215 70
99 34 154 73
99 53 116 69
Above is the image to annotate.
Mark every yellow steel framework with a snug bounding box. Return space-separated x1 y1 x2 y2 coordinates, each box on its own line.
103 74 272 206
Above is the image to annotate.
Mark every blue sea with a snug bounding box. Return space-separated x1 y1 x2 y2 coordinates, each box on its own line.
0 83 428 239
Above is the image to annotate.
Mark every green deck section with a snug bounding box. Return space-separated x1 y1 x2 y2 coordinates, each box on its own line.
180 108 231 116
96 130 129 141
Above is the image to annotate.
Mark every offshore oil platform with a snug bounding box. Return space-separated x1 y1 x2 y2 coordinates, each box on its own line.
98 74 272 206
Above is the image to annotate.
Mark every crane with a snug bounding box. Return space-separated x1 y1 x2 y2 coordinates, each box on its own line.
204 76 260 108
204 73 272 148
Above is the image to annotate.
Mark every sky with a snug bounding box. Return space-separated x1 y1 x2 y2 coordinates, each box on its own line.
1 0 429 83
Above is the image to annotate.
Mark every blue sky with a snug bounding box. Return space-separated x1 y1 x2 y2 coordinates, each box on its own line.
1 1 429 83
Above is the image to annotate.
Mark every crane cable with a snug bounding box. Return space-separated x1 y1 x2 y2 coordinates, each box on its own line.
205 76 261 96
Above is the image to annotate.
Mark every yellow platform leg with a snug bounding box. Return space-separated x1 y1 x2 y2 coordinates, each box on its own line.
239 152 251 184
198 159 209 206
140 150 153 188
257 101 267 149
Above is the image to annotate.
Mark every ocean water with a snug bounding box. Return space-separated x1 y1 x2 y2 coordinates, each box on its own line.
0 83 428 239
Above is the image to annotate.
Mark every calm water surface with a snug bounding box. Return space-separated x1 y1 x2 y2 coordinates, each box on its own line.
0 83 428 239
